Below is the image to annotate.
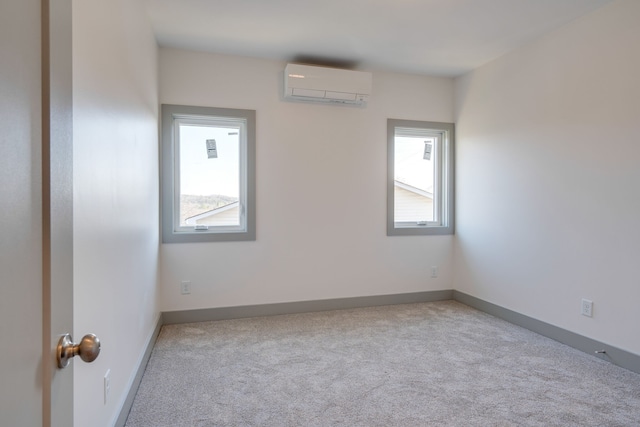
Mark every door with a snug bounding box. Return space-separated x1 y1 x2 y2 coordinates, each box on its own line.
0 0 48 424
0 0 74 425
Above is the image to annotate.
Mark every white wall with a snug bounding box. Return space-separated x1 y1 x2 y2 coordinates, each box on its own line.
160 49 454 311
72 1 159 425
454 0 640 355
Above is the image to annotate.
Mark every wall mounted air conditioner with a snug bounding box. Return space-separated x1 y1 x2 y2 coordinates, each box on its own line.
284 63 372 105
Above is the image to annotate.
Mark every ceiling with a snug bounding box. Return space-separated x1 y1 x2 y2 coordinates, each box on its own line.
144 0 613 77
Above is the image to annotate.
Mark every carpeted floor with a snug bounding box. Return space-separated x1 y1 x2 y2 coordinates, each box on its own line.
124 301 640 426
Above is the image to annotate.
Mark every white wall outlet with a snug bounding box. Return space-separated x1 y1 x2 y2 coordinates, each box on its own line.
581 299 593 317
180 280 191 295
104 369 111 405
431 265 438 278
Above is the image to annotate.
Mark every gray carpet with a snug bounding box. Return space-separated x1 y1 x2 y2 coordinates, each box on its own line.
125 301 640 426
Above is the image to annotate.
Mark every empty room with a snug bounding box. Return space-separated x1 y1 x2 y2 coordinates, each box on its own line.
2 0 640 426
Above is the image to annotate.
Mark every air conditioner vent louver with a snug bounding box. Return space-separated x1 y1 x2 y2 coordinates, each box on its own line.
284 63 372 106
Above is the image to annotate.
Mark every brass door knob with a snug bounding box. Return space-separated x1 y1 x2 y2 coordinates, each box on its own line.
56 333 101 369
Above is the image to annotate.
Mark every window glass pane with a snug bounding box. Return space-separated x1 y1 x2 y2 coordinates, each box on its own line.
162 104 255 243
387 119 453 236
178 122 240 227
394 134 435 223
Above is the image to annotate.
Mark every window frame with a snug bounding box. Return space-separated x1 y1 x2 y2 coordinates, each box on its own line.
161 104 256 243
387 119 454 236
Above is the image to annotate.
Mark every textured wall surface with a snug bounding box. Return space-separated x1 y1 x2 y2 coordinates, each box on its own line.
454 0 640 354
159 49 455 312
73 1 160 425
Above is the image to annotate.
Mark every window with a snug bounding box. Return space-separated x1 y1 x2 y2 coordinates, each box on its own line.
161 104 256 243
387 119 454 236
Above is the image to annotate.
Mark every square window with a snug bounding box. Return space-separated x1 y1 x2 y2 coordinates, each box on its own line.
161 105 256 243
387 119 454 236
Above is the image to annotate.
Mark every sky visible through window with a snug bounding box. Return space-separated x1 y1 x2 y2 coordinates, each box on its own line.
394 135 435 193
179 123 240 198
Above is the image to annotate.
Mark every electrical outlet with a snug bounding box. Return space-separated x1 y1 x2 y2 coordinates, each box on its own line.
180 280 191 295
104 369 111 404
431 266 438 278
581 299 593 317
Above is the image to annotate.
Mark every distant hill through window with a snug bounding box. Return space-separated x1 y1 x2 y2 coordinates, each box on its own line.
180 194 238 225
